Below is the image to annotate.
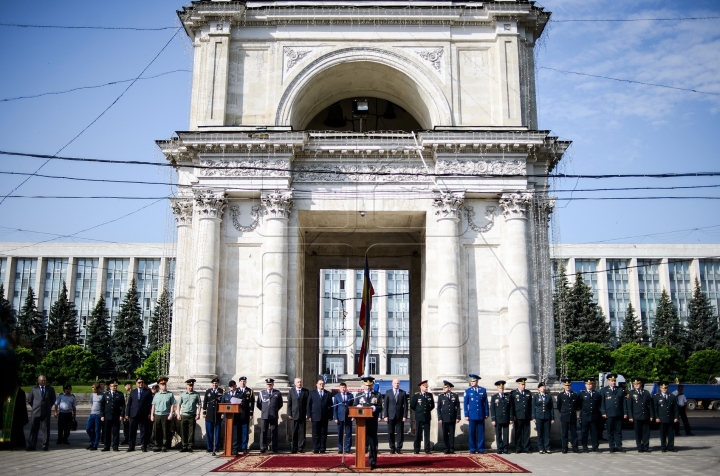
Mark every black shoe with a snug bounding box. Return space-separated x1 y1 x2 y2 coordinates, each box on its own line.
42 447 48 451
188 448 194 452
638 449 644 453
127 448 135 452
425 451 431 454
260 449 266 453
231 451 238 456
179 448 187 453
670 448 677 452
90 447 97 451
86 445 93 450
562 450 568 454
687 433 694 436
546 450 553 454
414 450 420 454
142 447 147 452
291 449 297 454
583 449 589 453
617 448 626 453
370 464 377 470
101 448 110 452
390 449 396 454
573 449 580 453
162 448 168 452
153 448 162 452
121 441 128 445
443 450 450 454
298 449 304 453
271 449 278 453
646 449 652 453
320 450 326 454
112 447 119 451
396 449 402 454
313 450 320 454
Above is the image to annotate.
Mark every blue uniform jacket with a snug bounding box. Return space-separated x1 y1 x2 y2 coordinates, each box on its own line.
463 386 489 420
333 392 354 422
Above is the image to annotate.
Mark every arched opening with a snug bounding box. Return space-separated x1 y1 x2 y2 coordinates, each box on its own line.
305 97 422 132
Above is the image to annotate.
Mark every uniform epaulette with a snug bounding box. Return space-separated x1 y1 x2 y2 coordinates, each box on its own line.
415 392 421 395
248 388 253 395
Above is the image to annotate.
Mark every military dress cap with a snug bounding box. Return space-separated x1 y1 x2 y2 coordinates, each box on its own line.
584 377 596 384
228 380 237 387
515 378 527 384
211 377 220 383
607 373 618 381
185 378 196 385
495 380 506 386
265 378 275 384
362 376 375 385
659 381 669 389
468 374 481 380
537 382 546 388
239 376 247 381
418 380 429 387
442 380 454 388
561 378 572 385
632 378 643 384
157 377 168 384
108 379 119 385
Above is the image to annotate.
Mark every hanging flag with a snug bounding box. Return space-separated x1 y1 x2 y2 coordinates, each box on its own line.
356 257 375 377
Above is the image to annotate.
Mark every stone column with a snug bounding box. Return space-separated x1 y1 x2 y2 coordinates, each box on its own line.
432 191 465 384
259 190 293 386
169 197 194 381
191 190 227 384
500 192 535 379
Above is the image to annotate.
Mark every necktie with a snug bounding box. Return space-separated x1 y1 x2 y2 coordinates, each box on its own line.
297 390 301 398
319 390 323 397
566 392 570 398
139 389 141 398
41 387 45 398
343 394 346 402
395 391 398 402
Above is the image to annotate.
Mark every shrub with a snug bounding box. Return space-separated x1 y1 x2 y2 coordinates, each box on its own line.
134 344 169 384
15 346 37 385
612 343 685 382
37 345 98 385
685 350 720 383
556 342 614 381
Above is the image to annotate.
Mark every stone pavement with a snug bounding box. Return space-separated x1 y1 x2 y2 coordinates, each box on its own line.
2 415 718 475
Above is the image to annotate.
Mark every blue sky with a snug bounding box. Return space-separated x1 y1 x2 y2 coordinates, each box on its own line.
0 0 719 246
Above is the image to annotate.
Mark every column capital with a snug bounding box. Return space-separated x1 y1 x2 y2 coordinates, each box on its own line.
261 189 294 220
432 190 465 220
535 197 556 220
194 189 228 219
170 197 194 227
500 191 533 220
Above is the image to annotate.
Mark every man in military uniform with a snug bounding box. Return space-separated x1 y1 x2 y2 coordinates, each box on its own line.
464 374 489 454
578 377 602 452
600 373 627 453
221 380 243 455
510 377 532 454
437 380 460 454
236 376 254 454
256 378 283 453
531 382 554 454
490 380 512 454
653 382 679 452
356 376 382 469
410 380 435 454
150 377 176 452
556 378 579 454
202 378 223 453
100 380 126 452
177 378 201 452
626 377 654 453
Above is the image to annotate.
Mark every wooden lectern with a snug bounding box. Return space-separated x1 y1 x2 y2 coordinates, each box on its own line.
348 406 374 471
218 403 241 457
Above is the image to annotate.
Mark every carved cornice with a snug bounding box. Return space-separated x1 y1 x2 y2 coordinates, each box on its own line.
229 205 260 232
200 159 291 178
499 192 533 220
535 197 556 219
293 163 428 183
433 191 465 220
261 190 293 220
194 189 228 220
436 159 525 176
284 47 312 72
170 197 194 227
465 205 497 233
415 47 444 72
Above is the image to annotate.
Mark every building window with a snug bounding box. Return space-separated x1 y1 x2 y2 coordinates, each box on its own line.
700 259 720 318
0 258 6 288
323 269 346 354
137 259 160 335
606 260 630 338
105 259 129 331
75 259 98 343
669 260 692 324
387 270 409 354
323 355 345 377
575 260 599 303
43 258 68 320
13 258 37 313
390 356 409 375
551 259 567 290
637 259 662 335
165 258 176 303
355 270 379 352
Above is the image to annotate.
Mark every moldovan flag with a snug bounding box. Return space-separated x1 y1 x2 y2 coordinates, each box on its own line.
356 257 375 377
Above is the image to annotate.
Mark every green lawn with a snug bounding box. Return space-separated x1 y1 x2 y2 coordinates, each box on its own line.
22 385 97 394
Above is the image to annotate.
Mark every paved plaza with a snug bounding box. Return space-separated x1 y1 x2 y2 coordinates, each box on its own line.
1 412 718 475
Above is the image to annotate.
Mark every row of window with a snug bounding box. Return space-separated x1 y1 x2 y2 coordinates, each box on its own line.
323 354 409 376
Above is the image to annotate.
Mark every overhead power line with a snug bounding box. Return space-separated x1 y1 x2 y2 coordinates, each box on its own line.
0 23 177 31
552 16 720 23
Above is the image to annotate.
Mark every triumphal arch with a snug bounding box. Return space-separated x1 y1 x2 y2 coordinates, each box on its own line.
158 0 569 391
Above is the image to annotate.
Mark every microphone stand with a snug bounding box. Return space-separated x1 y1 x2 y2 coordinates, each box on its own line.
328 394 359 471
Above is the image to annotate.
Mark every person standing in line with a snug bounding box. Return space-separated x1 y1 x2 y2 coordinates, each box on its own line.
556 378 579 454
86 383 103 450
356 376 382 469
100 380 126 452
410 380 435 454
257 378 283 453
383 378 408 454
121 381 133 445
510 378 532 454
672 385 694 436
464 374 489 454
53 384 76 445
333 382 353 454
150 377 176 452
600 373 627 453
221 380 242 455
653 382 679 452
490 380 512 454
626 377 654 453
177 378 201 453
578 377 602 453
26 375 56 451
235 376 254 454
437 380 460 454
202 378 223 453
307 379 333 453
531 382 554 454
286 377 309 453
126 377 152 452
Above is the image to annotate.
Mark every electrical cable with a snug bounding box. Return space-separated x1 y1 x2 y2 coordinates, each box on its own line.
0 171 177 186
555 255 720 279
551 16 720 23
0 23 178 31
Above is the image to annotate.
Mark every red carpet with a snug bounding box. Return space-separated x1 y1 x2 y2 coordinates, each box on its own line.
212 453 530 473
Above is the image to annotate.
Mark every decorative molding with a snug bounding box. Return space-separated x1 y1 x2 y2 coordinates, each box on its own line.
499 192 533 220
465 205 497 233
170 198 194 227
292 163 429 182
284 47 312 72
436 159 526 176
415 47 444 72
229 205 260 232
200 159 291 178
534 197 556 220
433 191 465 220
261 190 294 220
194 189 228 220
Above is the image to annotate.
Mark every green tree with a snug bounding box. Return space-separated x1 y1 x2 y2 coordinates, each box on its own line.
112 279 144 375
612 343 685 382
147 287 172 354
37 345 98 385
556 342 614 381
134 343 170 384
85 295 113 375
45 282 78 352
15 346 38 385
686 278 720 353
685 350 720 383
0 284 15 342
16 286 45 355
619 302 647 346
565 272 612 346
652 289 685 353
553 262 571 349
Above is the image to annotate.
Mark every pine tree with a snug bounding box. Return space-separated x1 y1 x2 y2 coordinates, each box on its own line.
0 284 15 342
112 279 145 375
45 282 78 351
86 295 113 375
565 272 612 346
619 302 647 346
686 278 720 353
15 286 45 355
147 287 172 353
652 289 685 353
553 262 572 348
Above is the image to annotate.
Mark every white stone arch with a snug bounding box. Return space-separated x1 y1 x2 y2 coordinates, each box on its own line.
276 47 453 130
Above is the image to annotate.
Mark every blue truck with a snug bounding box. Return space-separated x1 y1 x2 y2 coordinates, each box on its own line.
650 381 720 411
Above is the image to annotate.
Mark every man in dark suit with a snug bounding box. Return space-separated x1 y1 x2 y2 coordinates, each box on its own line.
626 377 654 453
221 380 244 455
383 378 408 454
600 373 627 453
437 380 460 454
531 381 554 454
510 377 532 454
653 382 679 452
26 375 56 451
203 378 223 453
235 376 254 454
578 377 602 452
410 379 435 454
333 383 354 454
307 379 333 453
356 376 382 469
287 377 309 453
100 380 126 451
490 380 512 454
256 378 283 453
126 377 152 452
556 378 579 454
